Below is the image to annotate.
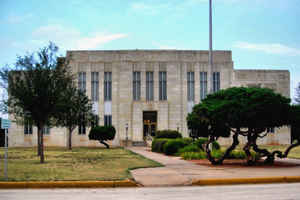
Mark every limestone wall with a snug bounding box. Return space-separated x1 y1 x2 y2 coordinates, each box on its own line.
7 50 291 147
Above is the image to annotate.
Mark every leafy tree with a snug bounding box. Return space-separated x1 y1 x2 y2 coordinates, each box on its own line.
55 84 93 150
88 126 116 148
187 87 299 165
0 42 73 163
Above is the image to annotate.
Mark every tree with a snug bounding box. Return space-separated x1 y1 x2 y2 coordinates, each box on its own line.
88 126 116 148
187 87 299 165
0 42 73 163
55 85 93 150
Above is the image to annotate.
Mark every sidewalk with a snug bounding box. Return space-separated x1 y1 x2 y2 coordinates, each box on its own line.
128 147 300 187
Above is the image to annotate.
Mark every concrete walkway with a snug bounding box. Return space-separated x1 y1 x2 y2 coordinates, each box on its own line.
128 147 300 187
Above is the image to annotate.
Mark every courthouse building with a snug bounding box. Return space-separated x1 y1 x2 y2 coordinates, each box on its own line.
8 50 291 147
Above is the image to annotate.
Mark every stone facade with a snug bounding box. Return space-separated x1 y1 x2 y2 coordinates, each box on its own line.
7 50 291 147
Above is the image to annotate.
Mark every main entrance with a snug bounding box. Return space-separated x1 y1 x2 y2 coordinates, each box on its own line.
143 111 157 141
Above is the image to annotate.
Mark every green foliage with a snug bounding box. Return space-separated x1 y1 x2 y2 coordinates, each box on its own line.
194 138 208 150
181 151 207 160
178 144 201 154
151 138 170 153
0 42 74 163
212 141 221 150
187 87 291 139
155 130 182 139
163 138 187 155
194 138 220 151
89 126 116 141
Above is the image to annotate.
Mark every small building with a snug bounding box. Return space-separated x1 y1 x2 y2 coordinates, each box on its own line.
8 50 290 147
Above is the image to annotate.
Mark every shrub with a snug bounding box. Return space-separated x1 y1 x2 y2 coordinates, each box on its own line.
151 138 170 153
182 137 193 145
155 130 182 139
178 144 201 154
194 138 220 151
181 151 207 160
163 139 186 155
212 141 221 150
211 149 223 159
228 150 247 159
88 125 116 148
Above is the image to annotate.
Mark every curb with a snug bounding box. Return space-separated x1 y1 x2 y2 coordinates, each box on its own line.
0 179 138 189
192 176 300 186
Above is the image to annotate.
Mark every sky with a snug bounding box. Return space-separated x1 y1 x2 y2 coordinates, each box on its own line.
1 0 300 100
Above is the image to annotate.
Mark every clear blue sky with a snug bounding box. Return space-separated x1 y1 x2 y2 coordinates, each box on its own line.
1 0 300 100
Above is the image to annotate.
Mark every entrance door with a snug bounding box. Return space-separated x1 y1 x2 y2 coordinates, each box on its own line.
143 111 157 141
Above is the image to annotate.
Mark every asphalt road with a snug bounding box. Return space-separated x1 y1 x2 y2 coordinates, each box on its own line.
1 183 300 200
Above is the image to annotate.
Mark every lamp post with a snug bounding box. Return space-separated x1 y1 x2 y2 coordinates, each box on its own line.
125 123 128 147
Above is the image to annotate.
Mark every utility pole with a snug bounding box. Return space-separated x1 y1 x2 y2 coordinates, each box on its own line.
209 0 214 94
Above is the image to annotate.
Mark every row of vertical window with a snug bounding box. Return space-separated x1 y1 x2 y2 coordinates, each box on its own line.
79 71 219 102
135 71 167 101
78 72 112 102
24 122 50 135
188 72 220 101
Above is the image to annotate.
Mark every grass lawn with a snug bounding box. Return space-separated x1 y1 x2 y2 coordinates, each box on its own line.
0 147 162 181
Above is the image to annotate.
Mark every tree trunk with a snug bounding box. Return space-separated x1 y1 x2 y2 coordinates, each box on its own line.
99 140 110 149
38 125 45 163
37 127 41 156
68 128 73 150
205 129 240 165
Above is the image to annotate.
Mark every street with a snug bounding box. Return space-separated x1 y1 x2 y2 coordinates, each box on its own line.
1 183 300 200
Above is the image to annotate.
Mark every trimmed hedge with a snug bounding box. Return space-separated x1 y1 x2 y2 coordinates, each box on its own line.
178 144 201 154
151 138 170 153
155 130 182 139
181 151 207 160
88 125 116 141
151 138 193 155
163 139 186 155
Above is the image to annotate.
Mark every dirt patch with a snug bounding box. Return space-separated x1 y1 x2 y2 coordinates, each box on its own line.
189 159 300 168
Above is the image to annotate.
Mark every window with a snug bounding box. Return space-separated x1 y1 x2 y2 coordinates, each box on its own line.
42 125 50 135
146 72 154 101
104 72 112 101
187 72 195 101
78 72 86 93
133 71 141 101
78 115 86 135
104 115 112 126
213 72 220 92
24 119 32 135
91 72 99 101
159 71 167 100
200 72 207 100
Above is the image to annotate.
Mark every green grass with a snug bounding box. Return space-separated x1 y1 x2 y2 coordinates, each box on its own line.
0 147 162 181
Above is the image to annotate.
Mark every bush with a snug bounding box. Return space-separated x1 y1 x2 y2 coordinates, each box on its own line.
88 125 116 148
227 150 247 159
178 144 201 154
155 130 182 139
182 137 193 145
181 151 207 160
163 139 187 155
151 138 170 153
194 138 220 151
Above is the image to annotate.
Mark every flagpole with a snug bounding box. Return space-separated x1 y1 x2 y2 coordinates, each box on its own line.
209 0 214 94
